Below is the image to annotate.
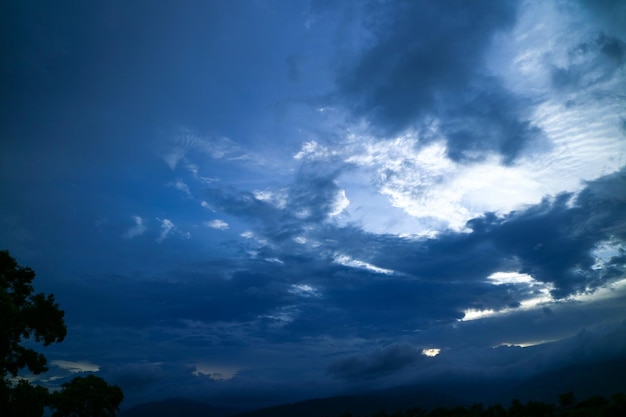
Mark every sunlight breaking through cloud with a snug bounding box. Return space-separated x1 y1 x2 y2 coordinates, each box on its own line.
421 348 441 357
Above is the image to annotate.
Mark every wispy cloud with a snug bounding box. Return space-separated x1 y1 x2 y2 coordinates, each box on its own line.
168 179 192 196
156 218 189 242
124 216 148 239
163 128 248 171
204 219 229 230
51 360 100 373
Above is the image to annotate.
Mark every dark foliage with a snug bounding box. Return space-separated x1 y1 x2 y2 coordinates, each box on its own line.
0 250 124 417
315 392 626 417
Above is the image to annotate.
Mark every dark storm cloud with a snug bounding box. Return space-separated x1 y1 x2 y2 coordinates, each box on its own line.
327 344 423 381
467 168 626 297
204 167 626 341
439 80 545 164
332 0 542 162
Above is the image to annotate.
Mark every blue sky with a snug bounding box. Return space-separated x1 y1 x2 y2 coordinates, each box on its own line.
2 0 626 409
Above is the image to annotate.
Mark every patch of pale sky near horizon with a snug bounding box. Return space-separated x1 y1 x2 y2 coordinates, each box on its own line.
192 363 238 381
50 360 100 374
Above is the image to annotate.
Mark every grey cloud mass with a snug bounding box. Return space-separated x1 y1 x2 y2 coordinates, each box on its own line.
328 344 424 381
333 0 544 163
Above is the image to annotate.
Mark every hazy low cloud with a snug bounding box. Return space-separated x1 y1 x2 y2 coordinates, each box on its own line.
328 344 424 381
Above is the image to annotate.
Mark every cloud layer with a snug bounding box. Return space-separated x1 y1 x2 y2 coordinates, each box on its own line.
1 0 624 408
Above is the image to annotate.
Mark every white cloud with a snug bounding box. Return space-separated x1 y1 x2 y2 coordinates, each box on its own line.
253 189 288 209
495 340 559 348
163 128 247 170
289 283 321 298
294 140 335 160
51 360 100 373
205 219 229 230
260 305 299 324
157 218 176 242
123 216 148 239
185 162 218 184
265 257 284 264
487 272 535 286
461 271 556 321
334 253 395 275
329 189 350 217
168 179 192 196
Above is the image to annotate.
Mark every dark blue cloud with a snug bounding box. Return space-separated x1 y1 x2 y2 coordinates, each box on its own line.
467 169 626 297
331 0 543 163
204 166 626 337
328 344 424 381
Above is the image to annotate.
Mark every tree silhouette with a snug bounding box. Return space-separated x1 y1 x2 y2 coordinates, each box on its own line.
0 250 123 416
51 375 124 417
4 379 49 417
0 250 67 381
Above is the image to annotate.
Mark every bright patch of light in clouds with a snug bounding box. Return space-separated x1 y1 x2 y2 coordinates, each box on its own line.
51 360 100 373
487 272 535 285
422 348 441 357
461 309 498 321
462 279 626 322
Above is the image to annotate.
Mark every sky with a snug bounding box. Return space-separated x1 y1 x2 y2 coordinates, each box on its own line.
2 0 626 409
